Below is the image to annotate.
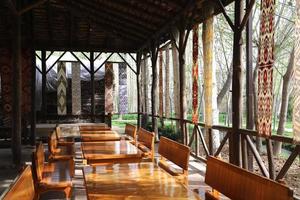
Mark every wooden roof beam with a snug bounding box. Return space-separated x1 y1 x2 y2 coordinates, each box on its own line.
70 1 153 35
46 1 53 43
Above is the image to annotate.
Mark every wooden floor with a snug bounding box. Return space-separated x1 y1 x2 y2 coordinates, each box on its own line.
0 126 211 200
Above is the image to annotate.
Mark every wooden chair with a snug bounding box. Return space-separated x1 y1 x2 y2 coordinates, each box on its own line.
55 126 74 147
205 156 294 200
158 136 190 182
1 165 36 200
124 124 137 145
136 128 155 161
48 132 74 177
32 143 73 199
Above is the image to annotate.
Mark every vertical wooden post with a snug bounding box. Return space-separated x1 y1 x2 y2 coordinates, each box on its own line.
30 49 36 146
12 5 22 165
142 53 148 128
41 50 47 118
136 52 142 128
246 0 254 171
90 52 95 122
230 0 243 166
150 43 159 141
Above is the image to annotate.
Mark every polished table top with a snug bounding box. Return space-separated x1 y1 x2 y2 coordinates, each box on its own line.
80 130 121 141
83 162 201 200
82 140 142 162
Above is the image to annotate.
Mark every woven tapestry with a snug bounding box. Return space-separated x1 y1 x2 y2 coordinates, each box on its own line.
192 25 199 123
119 62 128 114
0 49 12 126
57 62 67 115
105 62 114 114
159 50 164 117
294 0 300 142
72 62 81 115
257 0 275 136
165 46 170 118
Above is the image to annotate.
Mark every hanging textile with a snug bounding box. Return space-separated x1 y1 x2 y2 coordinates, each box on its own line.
105 62 114 114
119 63 128 114
72 62 81 115
192 24 199 123
57 62 67 115
159 50 163 117
165 46 170 118
294 0 300 142
257 0 275 136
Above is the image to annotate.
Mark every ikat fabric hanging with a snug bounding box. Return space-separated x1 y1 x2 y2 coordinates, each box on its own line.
119 63 128 114
293 0 300 142
159 50 164 117
257 0 275 137
192 24 199 123
105 62 114 114
72 62 81 115
57 62 67 115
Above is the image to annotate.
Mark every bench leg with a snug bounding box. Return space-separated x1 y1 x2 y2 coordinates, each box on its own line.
64 186 72 199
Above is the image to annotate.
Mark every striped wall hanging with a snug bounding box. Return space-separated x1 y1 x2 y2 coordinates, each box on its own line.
257 0 275 137
294 0 300 142
72 62 81 115
119 62 128 114
159 50 164 117
192 24 199 123
57 62 67 115
105 62 114 114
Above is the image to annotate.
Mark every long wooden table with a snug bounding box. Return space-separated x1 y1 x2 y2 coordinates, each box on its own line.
80 130 121 142
81 140 142 165
83 162 201 199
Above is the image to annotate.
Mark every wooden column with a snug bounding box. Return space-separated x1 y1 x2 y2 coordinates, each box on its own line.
11 6 22 165
30 49 36 146
41 50 47 118
90 52 95 122
150 43 159 141
230 0 243 166
245 0 254 171
136 52 142 128
142 53 149 128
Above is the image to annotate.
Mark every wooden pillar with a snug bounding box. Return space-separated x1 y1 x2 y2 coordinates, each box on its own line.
245 0 254 171
230 0 243 166
30 49 36 146
136 52 142 128
90 52 95 122
11 7 22 165
41 50 47 118
150 43 159 141
142 53 149 128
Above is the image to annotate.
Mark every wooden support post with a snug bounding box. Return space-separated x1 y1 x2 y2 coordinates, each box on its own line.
11 6 22 165
245 0 254 171
230 0 243 166
90 52 95 122
150 42 159 141
41 50 47 119
142 53 149 128
30 49 36 146
136 52 142 128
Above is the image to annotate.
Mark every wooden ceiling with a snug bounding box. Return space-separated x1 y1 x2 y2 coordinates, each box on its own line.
0 0 234 53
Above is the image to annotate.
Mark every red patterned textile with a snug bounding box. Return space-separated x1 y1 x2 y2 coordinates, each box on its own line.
257 0 275 136
192 25 199 123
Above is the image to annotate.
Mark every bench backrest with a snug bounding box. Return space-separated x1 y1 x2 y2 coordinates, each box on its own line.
158 136 190 172
205 156 294 200
125 124 137 140
33 142 45 182
79 125 110 131
56 126 61 139
48 131 58 155
137 128 154 151
2 165 35 200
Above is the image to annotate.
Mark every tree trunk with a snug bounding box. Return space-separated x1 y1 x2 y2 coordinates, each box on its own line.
253 62 262 152
159 50 164 128
165 45 170 118
217 65 232 106
273 49 294 156
151 44 159 141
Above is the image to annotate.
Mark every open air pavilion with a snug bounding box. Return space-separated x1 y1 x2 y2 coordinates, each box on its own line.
0 0 299 199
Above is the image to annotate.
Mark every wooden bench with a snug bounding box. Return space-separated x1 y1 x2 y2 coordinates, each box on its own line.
158 136 190 180
124 124 137 145
32 142 73 199
205 156 294 200
55 126 75 146
1 165 36 200
136 128 155 161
